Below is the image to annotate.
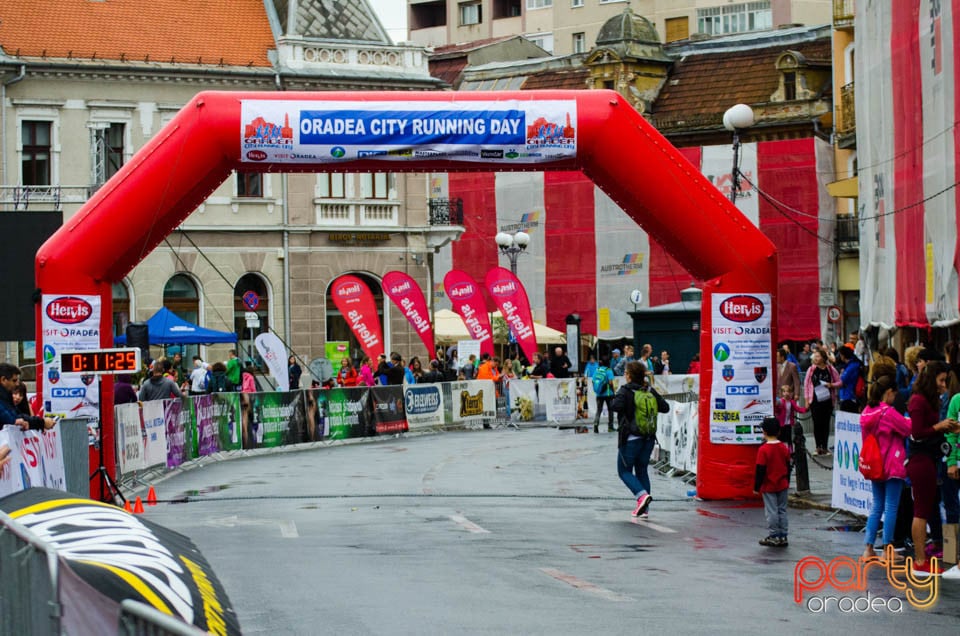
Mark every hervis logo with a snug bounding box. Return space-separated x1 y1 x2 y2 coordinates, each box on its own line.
335 282 363 300
46 297 93 325
720 295 764 323
490 280 517 297
449 283 476 299
389 280 412 296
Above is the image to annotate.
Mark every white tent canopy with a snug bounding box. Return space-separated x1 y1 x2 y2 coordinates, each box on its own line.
433 309 565 344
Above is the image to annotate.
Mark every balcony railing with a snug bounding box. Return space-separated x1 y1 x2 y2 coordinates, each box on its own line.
838 81 856 136
833 0 854 26
0 185 92 211
428 197 464 225
836 214 860 252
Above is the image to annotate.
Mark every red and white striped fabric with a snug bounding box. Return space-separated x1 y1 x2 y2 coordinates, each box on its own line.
858 1 960 329
431 137 830 342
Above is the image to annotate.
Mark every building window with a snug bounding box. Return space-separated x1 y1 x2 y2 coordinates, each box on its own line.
665 16 689 42
459 1 482 25
526 0 552 9
571 0 583 6
527 32 554 53
234 273 269 366
572 32 585 53
163 274 201 363
112 280 131 339
91 123 125 187
237 171 263 197
361 173 391 199
319 173 346 198
22 121 51 186
697 1 771 36
783 71 797 101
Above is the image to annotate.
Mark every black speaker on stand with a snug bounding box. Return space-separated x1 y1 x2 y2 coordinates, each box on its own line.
125 322 150 366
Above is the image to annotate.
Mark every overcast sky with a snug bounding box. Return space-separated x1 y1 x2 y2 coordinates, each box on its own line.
368 0 408 42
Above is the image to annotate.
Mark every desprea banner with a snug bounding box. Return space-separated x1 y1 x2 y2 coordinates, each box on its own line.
484 267 538 363
330 275 384 359
0 488 241 635
443 270 494 357
383 271 435 356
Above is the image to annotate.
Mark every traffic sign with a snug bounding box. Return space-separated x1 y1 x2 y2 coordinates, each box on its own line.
242 290 260 311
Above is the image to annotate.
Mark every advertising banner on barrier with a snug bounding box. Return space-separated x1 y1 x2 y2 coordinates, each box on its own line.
509 379 540 423
330 275 384 360
255 391 305 448
831 410 873 515
369 386 408 435
327 387 371 440
255 332 290 392
239 99 577 164
143 403 167 468
709 293 773 444
116 402 146 474
383 271 435 356
307 389 328 441
450 380 496 423
163 399 189 469
667 401 699 473
405 384 445 429
41 294 102 425
0 427 66 496
444 270 494 357
540 378 578 423
484 267 538 364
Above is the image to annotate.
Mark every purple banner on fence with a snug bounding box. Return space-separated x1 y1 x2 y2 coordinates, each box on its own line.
164 399 189 468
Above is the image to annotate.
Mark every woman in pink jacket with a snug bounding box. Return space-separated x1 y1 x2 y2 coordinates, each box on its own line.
859 374 911 560
803 349 842 455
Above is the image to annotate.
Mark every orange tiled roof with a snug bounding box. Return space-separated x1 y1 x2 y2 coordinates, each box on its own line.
0 0 275 68
651 38 831 130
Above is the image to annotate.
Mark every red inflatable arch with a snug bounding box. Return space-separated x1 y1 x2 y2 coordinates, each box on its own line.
36 90 776 499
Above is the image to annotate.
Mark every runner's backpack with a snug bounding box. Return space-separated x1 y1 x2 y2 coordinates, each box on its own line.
858 431 885 481
633 387 659 436
592 367 609 395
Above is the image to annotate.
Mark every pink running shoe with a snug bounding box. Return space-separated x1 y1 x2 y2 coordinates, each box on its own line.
632 493 652 517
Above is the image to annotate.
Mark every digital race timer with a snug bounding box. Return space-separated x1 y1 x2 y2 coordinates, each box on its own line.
60 348 141 374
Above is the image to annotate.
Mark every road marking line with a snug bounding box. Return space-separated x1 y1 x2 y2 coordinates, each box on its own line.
540 568 633 601
279 520 299 538
448 514 490 534
630 518 677 533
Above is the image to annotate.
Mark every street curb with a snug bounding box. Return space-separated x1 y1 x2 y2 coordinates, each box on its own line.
788 495 836 512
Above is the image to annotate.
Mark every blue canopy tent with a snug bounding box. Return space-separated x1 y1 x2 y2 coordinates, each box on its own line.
115 307 237 346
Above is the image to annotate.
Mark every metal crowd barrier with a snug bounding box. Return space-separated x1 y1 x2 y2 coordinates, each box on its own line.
0 510 60 635
0 511 207 635
119 600 208 636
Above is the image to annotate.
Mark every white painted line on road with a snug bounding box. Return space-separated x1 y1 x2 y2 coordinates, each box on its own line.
540 568 633 602
448 514 490 534
630 518 677 534
279 520 299 538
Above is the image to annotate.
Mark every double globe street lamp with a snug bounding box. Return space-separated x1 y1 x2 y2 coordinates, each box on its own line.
495 230 531 275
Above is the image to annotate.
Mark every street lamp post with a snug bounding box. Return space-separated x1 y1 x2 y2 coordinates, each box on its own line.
495 230 530 275
723 103 755 204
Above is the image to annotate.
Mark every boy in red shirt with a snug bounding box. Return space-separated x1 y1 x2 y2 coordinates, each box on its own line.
754 417 792 547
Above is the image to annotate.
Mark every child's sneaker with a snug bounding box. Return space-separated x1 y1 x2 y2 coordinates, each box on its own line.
911 559 944 577
632 493 652 517
759 536 779 547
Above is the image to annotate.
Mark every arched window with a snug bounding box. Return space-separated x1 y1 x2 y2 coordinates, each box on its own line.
163 274 200 363
234 274 269 368
325 273 383 366
112 280 131 338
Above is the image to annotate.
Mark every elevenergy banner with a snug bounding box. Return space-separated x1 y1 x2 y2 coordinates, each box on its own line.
709 293 773 444
40 294 102 424
240 100 577 164
831 410 874 516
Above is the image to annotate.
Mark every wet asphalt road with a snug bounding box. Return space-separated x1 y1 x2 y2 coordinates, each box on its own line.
139 428 960 635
